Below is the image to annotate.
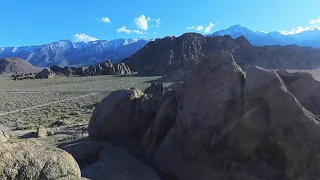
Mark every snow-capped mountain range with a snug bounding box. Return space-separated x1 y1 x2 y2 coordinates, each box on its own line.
211 24 320 47
1 25 320 67
0 38 149 67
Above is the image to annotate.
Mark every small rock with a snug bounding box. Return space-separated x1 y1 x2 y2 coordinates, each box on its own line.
47 129 55 136
37 125 47 138
50 120 69 127
69 111 79 116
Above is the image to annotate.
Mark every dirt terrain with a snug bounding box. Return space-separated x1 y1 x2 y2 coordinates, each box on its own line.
0 75 159 145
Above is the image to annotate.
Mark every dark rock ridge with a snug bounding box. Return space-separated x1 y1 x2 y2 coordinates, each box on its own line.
124 33 320 76
0 38 149 67
0 57 40 74
91 51 320 180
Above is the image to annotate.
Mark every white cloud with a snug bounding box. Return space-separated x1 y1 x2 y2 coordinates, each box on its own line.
117 26 145 34
117 26 132 33
204 22 215 33
134 15 148 30
309 17 320 24
133 30 144 34
74 33 98 42
186 26 195 30
101 17 111 23
196 26 204 31
280 26 320 35
187 22 215 32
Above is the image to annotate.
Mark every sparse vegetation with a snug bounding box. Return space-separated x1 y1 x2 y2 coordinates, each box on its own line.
0 75 160 130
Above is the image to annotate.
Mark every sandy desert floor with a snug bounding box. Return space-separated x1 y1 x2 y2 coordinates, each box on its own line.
0 75 159 145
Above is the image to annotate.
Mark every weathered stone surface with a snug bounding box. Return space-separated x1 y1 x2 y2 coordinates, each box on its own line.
229 66 320 180
140 97 177 157
0 141 82 179
152 63 320 180
62 141 110 168
152 51 245 180
88 88 146 150
277 69 320 115
82 145 161 180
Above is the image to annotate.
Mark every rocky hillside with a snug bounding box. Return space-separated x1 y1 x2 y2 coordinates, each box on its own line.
0 39 149 67
124 33 320 76
0 57 39 74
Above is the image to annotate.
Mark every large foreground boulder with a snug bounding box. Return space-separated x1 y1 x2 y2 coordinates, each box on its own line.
0 141 83 179
152 52 320 180
88 84 176 152
88 88 147 151
153 51 246 179
82 145 161 180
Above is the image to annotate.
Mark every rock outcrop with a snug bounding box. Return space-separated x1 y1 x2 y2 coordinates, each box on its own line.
35 68 55 79
0 141 82 179
16 60 133 80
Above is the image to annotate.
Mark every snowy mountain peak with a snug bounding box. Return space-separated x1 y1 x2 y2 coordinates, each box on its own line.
211 24 320 47
0 38 150 67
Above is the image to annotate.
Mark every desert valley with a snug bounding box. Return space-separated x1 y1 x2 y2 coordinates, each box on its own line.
2 21 320 180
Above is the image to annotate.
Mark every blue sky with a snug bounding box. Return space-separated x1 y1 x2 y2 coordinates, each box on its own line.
1 0 320 47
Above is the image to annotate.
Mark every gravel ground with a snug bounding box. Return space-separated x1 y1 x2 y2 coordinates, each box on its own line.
0 75 160 130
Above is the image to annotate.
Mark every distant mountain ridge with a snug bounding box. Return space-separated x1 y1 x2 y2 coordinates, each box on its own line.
211 24 320 47
0 38 150 67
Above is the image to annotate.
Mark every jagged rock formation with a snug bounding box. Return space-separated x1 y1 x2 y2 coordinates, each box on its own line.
11 73 37 80
124 33 320 77
90 51 320 180
35 68 55 79
0 57 39 74
0 141 83 179
13 60 132 80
